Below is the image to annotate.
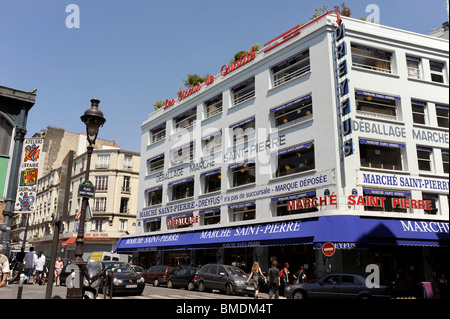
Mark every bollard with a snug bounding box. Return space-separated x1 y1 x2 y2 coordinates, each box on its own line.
110 268 114 299
103 270 108 299
17 274 25 299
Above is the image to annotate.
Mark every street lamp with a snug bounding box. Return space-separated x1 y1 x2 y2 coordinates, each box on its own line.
67 98 105 299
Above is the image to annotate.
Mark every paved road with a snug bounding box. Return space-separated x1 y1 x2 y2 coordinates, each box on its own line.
0 282 285 300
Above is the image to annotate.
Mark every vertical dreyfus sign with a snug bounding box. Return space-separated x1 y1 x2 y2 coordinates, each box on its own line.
56 151 74 221
15 138 44 212
334 23 353 158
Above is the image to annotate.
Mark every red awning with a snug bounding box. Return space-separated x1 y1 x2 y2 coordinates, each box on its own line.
62 237 77 247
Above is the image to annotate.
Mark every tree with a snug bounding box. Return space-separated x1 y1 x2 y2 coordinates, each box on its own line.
232 43 260 62
183 74 207 87
334 2 351 17
153 100 165 111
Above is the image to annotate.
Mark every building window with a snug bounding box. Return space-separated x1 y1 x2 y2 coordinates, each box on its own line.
144 218 161 232
229 117 255 149
119 219 128 232
355 90 400 120
360 139 404 171
145 186 162 206
417 146 432 172
272 191 318 216
422 193 439 215
232 77 255 105
201 169 221 194
406 56 422 79
169 177 194 201
430 60 445 83
199 208 220 225
351 44 392 73
95 176 108 191
167 213 194 230
120 198 129 213
150 123 166 144
442 150 449 174
123 155 132 169
272 142 315 178
201 131 222 159
170 142 194 166
229 202 255 222
93 197 107 211
147 154 164 174
411 100 427 125
271 94 312 128
229 161 255 187
204 94 223 118
122 176 131 192
174 107 196 131
272 49 310 87
91 219 105 232
363 189 410 213
96 155 110 169
436 104 449 128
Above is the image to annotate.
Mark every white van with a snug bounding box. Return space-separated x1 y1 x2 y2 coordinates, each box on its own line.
88 251 131 263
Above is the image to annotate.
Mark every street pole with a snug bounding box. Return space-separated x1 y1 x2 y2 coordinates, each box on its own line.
45 220 61 299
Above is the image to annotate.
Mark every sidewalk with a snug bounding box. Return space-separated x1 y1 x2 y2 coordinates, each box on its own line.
0 282 67 299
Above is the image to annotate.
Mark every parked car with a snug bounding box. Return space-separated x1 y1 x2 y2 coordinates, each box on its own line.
142 265 176 286
102 261 145 296
167 267 199 291
197 264 254 296
285 273 391 300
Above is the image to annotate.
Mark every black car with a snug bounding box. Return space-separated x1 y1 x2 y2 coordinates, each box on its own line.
167 267 199 291
102 262 145 296
197 264 254 296
285 273 391 300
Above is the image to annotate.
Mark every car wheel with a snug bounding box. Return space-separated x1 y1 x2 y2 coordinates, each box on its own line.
153 278 159 287
187 281 195 291
225 283 233 295
198 281 206 292
358 294 371 300
293 290 306 299
167 280 173 289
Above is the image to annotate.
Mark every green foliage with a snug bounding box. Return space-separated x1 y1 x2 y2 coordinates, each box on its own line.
183 74 207 87
153 100 165 111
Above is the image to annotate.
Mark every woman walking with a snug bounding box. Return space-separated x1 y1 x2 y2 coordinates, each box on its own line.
246 262 265 299
54 257 63 286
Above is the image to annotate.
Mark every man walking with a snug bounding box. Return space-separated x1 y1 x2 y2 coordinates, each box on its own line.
23 247 36 283
267 260 280 299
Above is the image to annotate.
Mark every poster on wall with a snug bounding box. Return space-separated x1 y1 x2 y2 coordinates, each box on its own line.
14 138 44 212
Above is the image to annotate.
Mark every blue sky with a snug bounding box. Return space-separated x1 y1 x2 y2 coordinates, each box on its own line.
1 0 448 152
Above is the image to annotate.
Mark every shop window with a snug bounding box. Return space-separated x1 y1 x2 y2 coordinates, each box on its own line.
229 117 255 149
174 107 197 131
351 44 392 73
169 177 194 201
201 170 221 194
355 90 400 120
144 218 161 232
271 49 310 87
272 142 315 178
229 161 255 187
363 189 410 213
199 208 220 225
442 150 449 174
411 100 427 125
272 191 318 216
201 131 222 159
146 154 164 174
145 186 162 206
360 139 404 171
406 56 422 79
150 123 166 144
436 104 449 128
422 193 439 215
417 146 433 172
167 212 194 230
271 94 312 128
170 142 194 166
204 94 222 118
229 202 255 222
430 60 445 83
232 77 255 105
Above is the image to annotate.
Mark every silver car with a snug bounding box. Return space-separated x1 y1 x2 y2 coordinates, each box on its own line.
285 273 391 300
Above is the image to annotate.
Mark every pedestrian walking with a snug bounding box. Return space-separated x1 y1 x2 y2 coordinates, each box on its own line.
280 263 290 295
437 274 448 299
23 247 37 283
267 261 280 299
35 251 46 285
0 244 10 288
246 262 265 299
54 257 63 286
293 266 306 284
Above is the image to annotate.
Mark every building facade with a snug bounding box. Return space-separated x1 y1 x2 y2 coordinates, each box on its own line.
116 14 449 295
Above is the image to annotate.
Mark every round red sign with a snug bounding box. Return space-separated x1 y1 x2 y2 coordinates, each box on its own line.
322 242 336 257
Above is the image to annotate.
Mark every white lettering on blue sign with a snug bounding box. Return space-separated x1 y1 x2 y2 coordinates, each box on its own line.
401 220 449 233
362 172 449 191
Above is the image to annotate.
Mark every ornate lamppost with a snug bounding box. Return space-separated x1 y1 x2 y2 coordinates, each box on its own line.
66 98 105 299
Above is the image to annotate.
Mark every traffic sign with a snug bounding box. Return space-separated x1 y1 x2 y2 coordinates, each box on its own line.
322 242 336 257
78 180 95 198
